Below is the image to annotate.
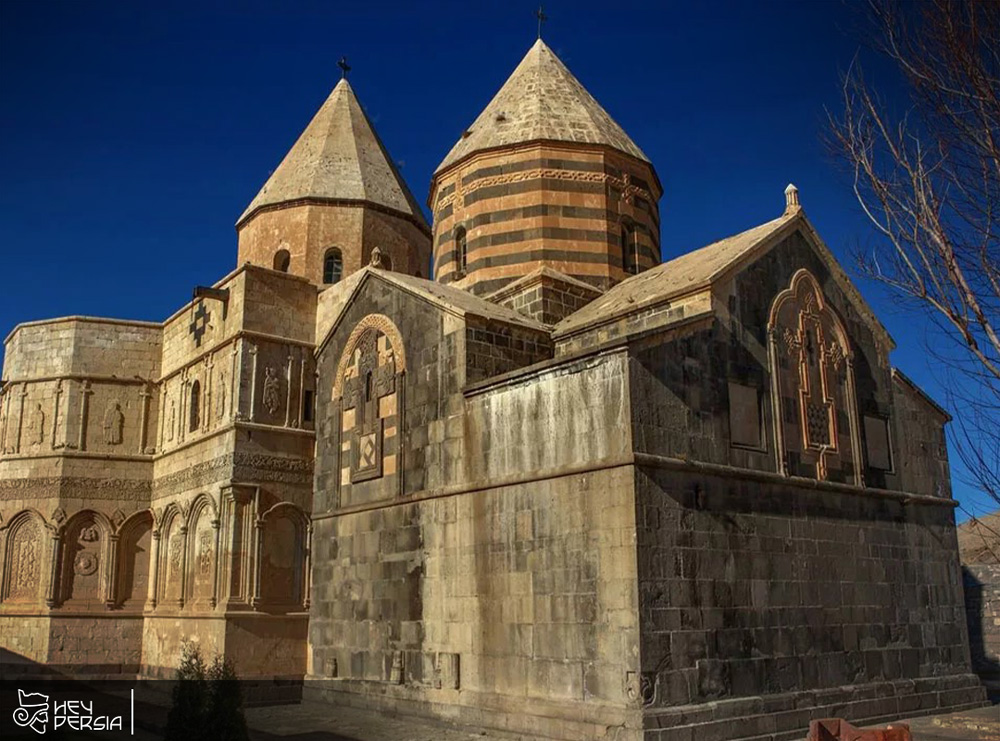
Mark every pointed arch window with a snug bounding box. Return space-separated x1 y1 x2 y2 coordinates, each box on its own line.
323 248 343 285
273 249 291 273
621 222 638 276
189 380 201 432
455 226 468 278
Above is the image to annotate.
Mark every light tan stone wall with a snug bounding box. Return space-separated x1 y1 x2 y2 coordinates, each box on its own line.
237 203 431 285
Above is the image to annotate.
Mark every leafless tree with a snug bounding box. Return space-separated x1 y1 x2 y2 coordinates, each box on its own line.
830 0 1000 511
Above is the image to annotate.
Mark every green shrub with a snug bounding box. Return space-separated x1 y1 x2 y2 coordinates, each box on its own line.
164 643 248 741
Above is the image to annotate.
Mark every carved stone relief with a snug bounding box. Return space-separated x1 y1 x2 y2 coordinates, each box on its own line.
769 270 860 484
60 516 103 604
262 367 281 415
7 518 41 601
341 330 397 482
28 404 45 448
103 401 125 445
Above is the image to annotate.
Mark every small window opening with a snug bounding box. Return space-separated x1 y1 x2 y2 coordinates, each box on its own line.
621 224 638 275
189 380 201 432
302 389 314 423
365 371 373 403
273 249 291 272
323 248 343 284
455 226 468 278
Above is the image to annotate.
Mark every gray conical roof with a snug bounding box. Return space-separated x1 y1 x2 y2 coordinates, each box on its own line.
239 79 427 227
435 40 649 175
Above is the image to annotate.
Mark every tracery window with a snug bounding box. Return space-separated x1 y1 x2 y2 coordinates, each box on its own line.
768 269 861 484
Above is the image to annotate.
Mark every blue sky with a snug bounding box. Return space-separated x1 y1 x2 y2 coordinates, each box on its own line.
0 0 991 515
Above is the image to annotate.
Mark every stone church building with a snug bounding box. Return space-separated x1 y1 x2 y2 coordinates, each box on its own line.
0 39 987 740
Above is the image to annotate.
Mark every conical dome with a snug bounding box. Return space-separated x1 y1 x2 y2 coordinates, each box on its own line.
239 79 427 228
435 39 648 175
237 79 432 285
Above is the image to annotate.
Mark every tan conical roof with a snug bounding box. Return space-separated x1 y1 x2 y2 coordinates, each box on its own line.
435 39 649 175
239 79 427 228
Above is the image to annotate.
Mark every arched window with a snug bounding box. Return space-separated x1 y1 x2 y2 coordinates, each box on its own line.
455 226 468 277
323 248 343 285
621 223 638 276
189 380 201 432
273 249 290 272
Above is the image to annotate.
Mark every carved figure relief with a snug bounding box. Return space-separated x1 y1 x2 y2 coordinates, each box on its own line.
768 270 861 484
103 401 125 445
262 367 281 415
8 518 41 601
28 404 45 447
79 525 99 542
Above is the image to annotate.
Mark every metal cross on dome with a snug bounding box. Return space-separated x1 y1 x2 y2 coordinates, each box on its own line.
536 6 548 39
338 56 351 79
189 301 210 347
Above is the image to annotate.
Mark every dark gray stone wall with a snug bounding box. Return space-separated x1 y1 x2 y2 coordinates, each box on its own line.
634 465 983 739
628 229 929 493
891 377 952 499
964 563 1000 696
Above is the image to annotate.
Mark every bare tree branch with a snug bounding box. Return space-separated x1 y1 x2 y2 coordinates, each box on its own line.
830 0 1000 509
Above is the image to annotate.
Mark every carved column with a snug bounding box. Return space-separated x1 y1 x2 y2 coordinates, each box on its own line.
138 383 152 454
104 534 120 608
204 357 213 433
247 343 259 422
178 370 188 444
284 351 294 428
229 342 239 422
210 516 221 608
251 508 263 609
296 349 307 429
177 525 189 608
303 522 313 609
78 380 92 451
45 531 61 609
16 383 28 454
51 380 63 449
220 484 258 609
158 385 167 451
147 529 160 610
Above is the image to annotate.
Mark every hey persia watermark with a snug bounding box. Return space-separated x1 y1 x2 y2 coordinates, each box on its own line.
12 688 133 735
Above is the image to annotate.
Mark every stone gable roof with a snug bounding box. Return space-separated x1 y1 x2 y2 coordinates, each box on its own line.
315 267 549 356
554 206 894 348
238 79 427 228
554 214 793 337
434 40 648 175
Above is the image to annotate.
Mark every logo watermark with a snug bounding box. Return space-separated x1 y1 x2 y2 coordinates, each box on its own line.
11 687 133 735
